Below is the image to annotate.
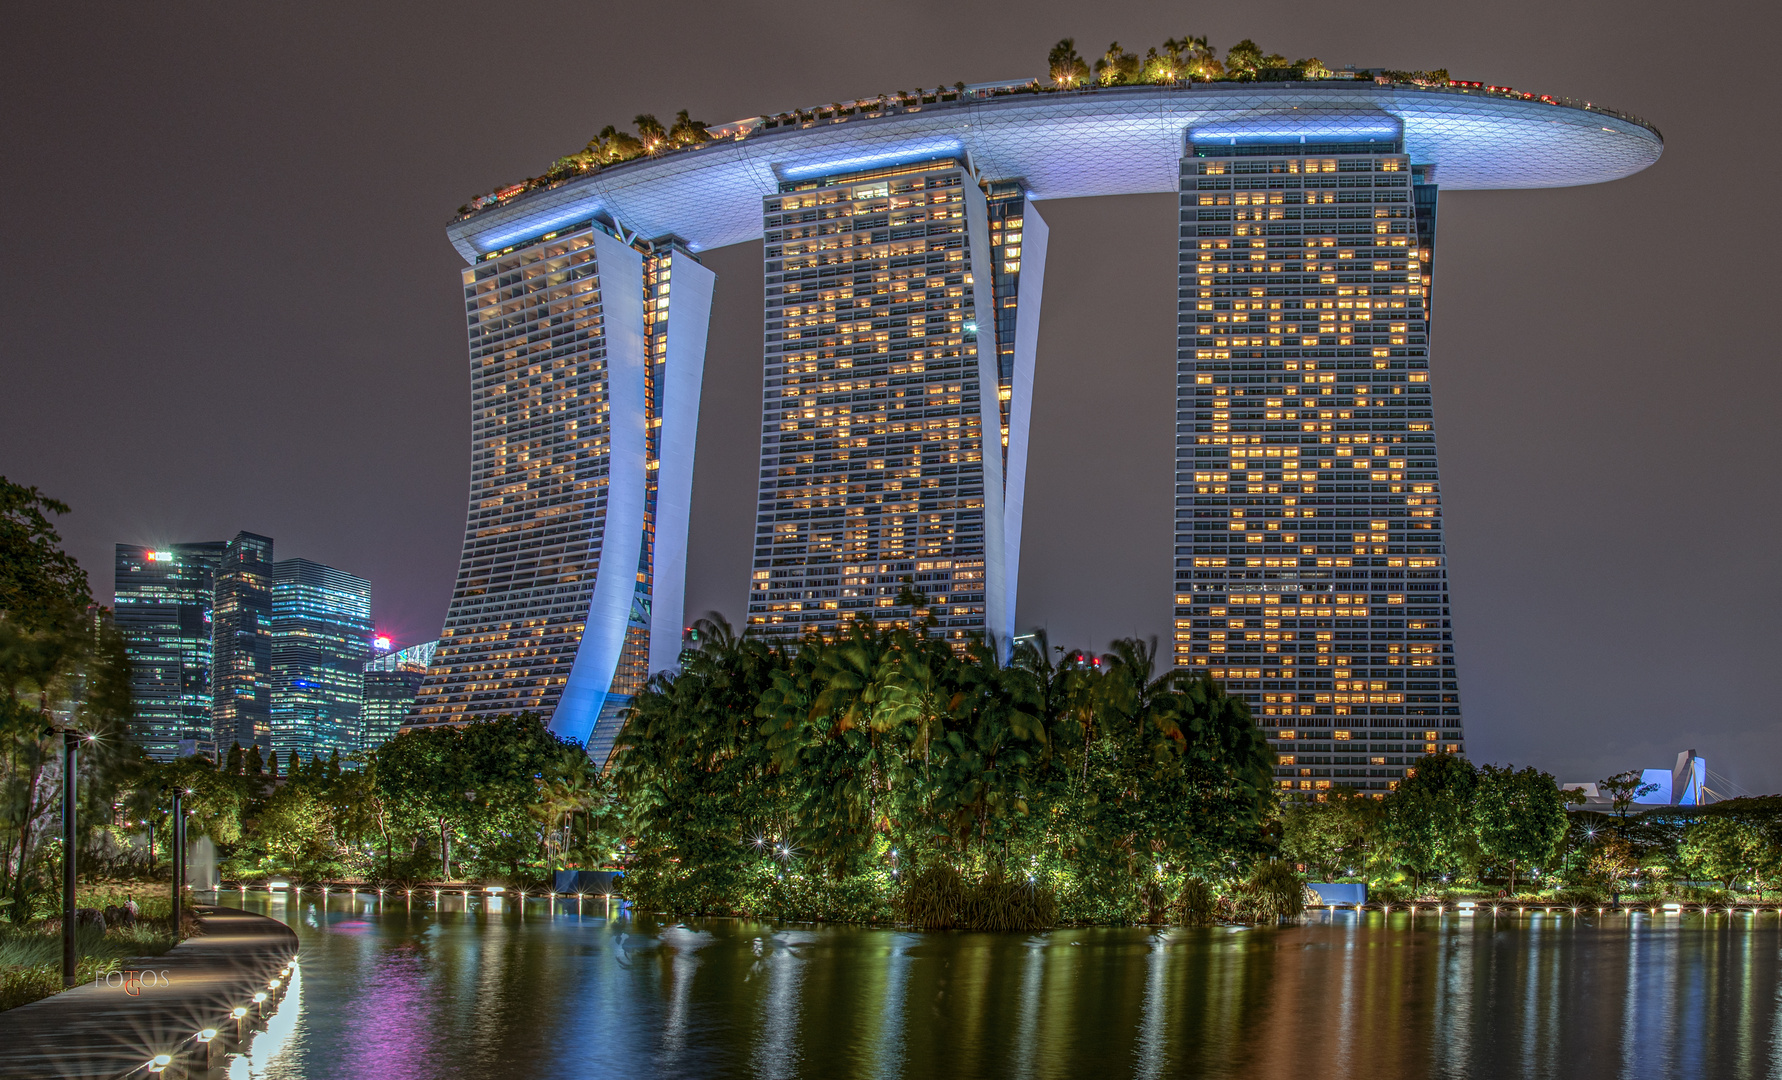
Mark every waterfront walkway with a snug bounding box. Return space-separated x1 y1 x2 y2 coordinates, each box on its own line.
0 906 298 1080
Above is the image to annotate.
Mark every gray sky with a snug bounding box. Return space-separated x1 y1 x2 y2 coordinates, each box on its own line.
5 0 1777 791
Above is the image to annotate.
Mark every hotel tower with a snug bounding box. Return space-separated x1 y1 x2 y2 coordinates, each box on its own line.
1176 135 1458 795
411 223 712 762
435 76 1659 774
750 159 1044 648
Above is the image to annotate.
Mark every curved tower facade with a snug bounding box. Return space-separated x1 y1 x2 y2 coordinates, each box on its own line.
410 221 713 762
429 79 1659 774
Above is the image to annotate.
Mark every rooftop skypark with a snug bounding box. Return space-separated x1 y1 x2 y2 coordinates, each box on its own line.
456 35 1658 222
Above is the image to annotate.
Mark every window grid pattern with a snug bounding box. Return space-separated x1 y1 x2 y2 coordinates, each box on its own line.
751 161 1000 646
270 558 371 762
1174 144 1463 798
211 532 275 753
412 226 615 723
113 541 226 761
984 182 1026 458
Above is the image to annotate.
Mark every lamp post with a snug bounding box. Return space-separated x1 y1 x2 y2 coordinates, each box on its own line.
170 788 185 937
61 731 78 987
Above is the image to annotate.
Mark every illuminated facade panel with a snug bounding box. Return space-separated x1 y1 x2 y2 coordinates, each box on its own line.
270 558 372 762
749 158 1041 650
447 84 1660 263
1174 136 1462 797
113 541 227 760
363 639 436 750
413 221 712 759
211 532 275 754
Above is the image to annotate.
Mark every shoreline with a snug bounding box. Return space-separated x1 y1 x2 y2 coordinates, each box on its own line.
0 907 298 1080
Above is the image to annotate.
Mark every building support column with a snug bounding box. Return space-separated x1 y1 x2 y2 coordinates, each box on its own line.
554 231 648 747
646 255 716 676
999 197 1048 647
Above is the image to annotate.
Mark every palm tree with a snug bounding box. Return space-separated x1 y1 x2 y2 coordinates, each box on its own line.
1095 43 1140 87
532 743 598 867
633 114 668 154
1143 47 1176 85
667 110 710 147
1176 36 1222 81
1047 39 1089 88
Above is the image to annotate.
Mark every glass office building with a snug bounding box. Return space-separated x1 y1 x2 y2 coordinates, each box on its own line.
412 220 713 763
749 158 1043 650
271 558 373 762
113 541 227 760
1175 136 1461 795
211 532 276 754
363 639 436 750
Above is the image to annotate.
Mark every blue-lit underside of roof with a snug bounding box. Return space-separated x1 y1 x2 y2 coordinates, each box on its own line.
446 83 1661 262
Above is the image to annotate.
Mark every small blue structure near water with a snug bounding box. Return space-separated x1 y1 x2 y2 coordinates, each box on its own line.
555 869 623 895
1306 883 1367 907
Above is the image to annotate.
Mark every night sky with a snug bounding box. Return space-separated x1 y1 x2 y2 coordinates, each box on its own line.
6 0 1777 790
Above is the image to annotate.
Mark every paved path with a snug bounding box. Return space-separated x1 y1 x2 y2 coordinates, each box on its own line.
0 906 299 1079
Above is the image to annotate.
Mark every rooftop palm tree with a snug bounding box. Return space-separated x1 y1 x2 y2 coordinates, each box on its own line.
1095 42 1141 87
1047 39 1089 88
667 110 710 147
634 114 669 154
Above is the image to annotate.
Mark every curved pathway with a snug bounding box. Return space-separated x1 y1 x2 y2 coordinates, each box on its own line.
0 906 299 1079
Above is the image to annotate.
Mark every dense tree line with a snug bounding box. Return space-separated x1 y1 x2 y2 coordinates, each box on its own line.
11 474 1782 928
615 617 1275 926
0 477 137 921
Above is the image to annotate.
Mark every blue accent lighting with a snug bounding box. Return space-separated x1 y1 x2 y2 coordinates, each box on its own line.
780 140 965 180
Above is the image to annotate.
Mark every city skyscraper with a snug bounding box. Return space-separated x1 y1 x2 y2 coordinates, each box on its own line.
211 531 275 753
270 557 372 761
363 639 437 750
441 77 1660 774
1175 135 1458 796
748 158 1044 649
414 220 713 762
113 541 227 759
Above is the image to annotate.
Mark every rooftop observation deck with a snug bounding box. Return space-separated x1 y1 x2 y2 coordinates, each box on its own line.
446 79 1662 263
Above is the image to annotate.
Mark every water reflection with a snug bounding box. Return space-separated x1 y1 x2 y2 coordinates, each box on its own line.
208 896 1782 1079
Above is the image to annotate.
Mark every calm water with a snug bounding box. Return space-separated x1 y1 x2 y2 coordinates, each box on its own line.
211 892 1782 1079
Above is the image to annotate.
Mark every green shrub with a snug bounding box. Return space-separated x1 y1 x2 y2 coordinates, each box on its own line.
960 869 1058 932
1177 877 1216 927
898 864 967 930
1237 862 1304 923
1368 884 1412 905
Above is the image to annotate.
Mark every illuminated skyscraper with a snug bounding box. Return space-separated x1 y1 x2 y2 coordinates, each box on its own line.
211 532 275 753
113 541 227 760
1174 135 1461 795
749 158 1044 649
362 639 436 750
440 76 1659 774
414 220 713 762
270 558 372 762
